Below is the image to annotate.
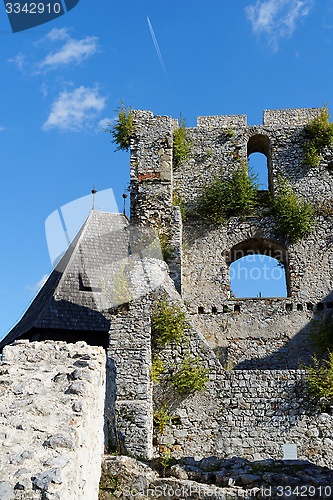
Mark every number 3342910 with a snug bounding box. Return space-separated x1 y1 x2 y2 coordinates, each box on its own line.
5 3 62 14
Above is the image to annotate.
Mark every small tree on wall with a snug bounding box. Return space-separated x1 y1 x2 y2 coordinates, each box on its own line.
303 106 333 167
269 177 315 242
173 115 192 166
108 101 134 152
197 162 258 225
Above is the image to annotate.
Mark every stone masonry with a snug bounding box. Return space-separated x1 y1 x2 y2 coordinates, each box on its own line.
0 341 105 499
1 108 333 496
130 107 333 368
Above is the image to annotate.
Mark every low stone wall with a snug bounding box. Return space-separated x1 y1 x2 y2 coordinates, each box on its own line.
0 340 106 499
154 365 333 468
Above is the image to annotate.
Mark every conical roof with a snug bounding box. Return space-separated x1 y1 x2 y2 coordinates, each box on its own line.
0 211 129 351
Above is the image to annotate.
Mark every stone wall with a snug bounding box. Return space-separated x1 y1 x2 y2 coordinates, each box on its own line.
154 364 333 468
107 296 153 460
0 340 106 499
129 108 333 368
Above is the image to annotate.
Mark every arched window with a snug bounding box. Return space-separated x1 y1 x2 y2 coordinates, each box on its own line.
247 134 271 191
228 238 289 298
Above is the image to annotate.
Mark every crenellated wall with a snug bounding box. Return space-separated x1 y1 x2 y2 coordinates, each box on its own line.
129 107 333 367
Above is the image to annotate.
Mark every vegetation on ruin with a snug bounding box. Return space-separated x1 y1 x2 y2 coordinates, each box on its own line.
173 115 192 166
109 101 134 152
153 404 173 434
150 356 165 383
306 317 333 411
269 177 315 242
197 162 258 225
171 355 209 394
307 352 333 410
304 106 333 167
99 476 119 495
151 297 186 346
172 189 187 221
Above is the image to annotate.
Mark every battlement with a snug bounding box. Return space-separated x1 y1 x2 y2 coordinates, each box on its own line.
263 107 323 126
132 108 323 132
197 114 247 128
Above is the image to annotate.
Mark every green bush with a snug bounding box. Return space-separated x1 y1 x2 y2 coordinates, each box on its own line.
173 115 191 166
151 297 186 346
110 101 134 152
304 107 333 167
307 352 333 408
153 404 173 434
150 356 165 383
198 163 258 225
270 178 315 242
171 355 209 394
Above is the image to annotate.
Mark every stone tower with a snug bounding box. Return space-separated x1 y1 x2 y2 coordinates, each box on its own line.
130 107 333 369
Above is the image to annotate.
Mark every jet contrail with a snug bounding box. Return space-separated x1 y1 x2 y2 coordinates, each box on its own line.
147 16 168 78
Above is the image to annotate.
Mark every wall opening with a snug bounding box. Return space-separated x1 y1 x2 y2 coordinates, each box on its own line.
228 238 289 298
247 134 271 191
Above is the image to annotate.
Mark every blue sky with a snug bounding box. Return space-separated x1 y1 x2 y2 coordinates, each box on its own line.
0 0 332 339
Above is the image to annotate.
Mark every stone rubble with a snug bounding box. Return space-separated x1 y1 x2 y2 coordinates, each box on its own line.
99 455 333 499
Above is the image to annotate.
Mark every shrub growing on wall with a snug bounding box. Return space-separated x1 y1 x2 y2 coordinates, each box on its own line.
304 107 333 167
307 352 333 410
171 355 209 394
270 178 315 242
109 101 134 152
173 115 191 166
198 163 258 225
151 297 186 346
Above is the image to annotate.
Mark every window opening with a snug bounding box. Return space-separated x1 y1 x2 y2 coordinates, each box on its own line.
247 134 271 191
248 152 268 190
230 254 287 298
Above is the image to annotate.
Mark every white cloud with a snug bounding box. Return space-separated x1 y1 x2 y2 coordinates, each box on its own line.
43 86 106 132
9 28 98 73
97 117 114 131
39 35 98 69
8 53 26 71
45 27 70 42
246 0 313 48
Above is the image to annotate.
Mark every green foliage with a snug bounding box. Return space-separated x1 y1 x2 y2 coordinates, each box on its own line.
150 356 165 383
304 107 333 167
225 129 234 138
171 355 209 394
307 352 333 408
110 101 134 152
173 115 191 166
270 177 315 242
158 231 173 261
198 163 258 225
151 297 186 346
172 190 187 221
309 316 333 357
99 476 119 493
153 404 173 434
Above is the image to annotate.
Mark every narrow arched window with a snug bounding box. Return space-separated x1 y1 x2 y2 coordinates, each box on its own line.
247 134 271 192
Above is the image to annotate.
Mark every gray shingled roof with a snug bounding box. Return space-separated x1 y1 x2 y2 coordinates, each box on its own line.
0 211 130 350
